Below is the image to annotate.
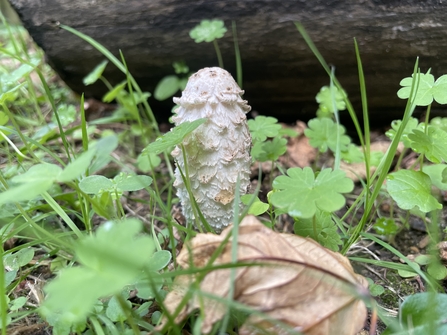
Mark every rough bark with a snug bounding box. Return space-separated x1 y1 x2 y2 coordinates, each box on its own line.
8 0 447 125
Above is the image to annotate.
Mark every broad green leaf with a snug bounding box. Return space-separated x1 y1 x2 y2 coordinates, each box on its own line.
0 111 8 126
147 250 172 271
154 75 180 101
4 247 35 270
113 173 152 191
369 284 385 297
247 116 282 142
12 163 62 184
373 217 399 236
135 273 163 300
397 72 447 106
388 293 447 335
83 60 108 85
423 164 447 190
315 85 347 114
241 194 269 216
385 117 420 148
294 209 342 251
251 137 287 162
4 270 17 287
105 295 131 322
90 135 119 173
143 119 206 155
189 19 227 43
305 118 350 153
0 180 54 205
386 170 441 212
102 81 126 103
409 126 447 163
57 148 97 182
0 164 61 205
9 297 27 311
427 262 447 280
79 175 114 194
270 167 354 218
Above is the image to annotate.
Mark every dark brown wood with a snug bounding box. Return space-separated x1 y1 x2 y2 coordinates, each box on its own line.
8 0 447 126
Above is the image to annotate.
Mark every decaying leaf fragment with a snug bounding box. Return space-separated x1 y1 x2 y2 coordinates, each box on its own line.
157 216 368 335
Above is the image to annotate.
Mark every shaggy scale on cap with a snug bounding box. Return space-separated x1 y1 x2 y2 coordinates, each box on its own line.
171 67 252 232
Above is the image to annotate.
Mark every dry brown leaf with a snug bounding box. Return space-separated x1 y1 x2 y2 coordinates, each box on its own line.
281 121 317 168
157 216 368 335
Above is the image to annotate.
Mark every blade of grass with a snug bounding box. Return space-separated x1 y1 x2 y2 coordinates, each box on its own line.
342 59 420 253
232 21 242 88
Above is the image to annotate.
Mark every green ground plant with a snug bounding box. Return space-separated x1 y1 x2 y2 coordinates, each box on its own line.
0 15 446 335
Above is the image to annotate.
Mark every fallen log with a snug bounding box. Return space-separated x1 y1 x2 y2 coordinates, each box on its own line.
9 0 447 126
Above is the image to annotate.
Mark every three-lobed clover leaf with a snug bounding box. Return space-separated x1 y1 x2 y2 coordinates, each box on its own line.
408 126 447 163
251 137 287 162
51 104 77 127
189 19 227 43
397 72 447 106
247 115 282 142
340 144 364 163
270 167 354 218
385 117 421 148
305 118 351 153
294 209 342 251
430 116 447 132
315 85 347 115
386 169 442 213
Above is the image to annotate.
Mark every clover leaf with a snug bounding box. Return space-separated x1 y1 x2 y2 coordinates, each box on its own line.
385 117 421 148
315 85 347 115
409 126 447 163
305 118 351 153
430 116 447 132
51 104 76 127
294 209 342 251
251 137 287 162
247 115 282 142
270 167 354 218
397 72 447 106
340 144 364 163
189 19 227 43
423 164 447 190
386 170 442 213
40 219 155 325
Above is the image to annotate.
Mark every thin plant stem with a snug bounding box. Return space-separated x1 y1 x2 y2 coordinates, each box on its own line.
232 21 243 88
213 40 224 68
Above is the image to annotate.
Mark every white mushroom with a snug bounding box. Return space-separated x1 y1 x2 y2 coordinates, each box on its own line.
172 67 252 232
